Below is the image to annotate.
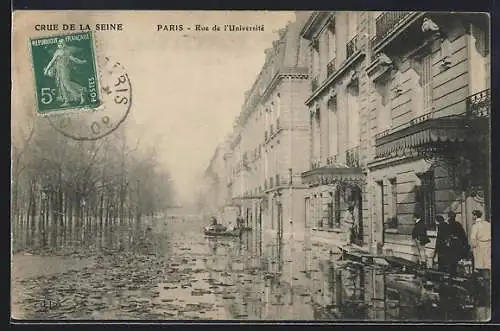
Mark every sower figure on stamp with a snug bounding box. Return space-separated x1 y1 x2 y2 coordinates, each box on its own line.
469 210 491 277
411 212 430 267
43 39 87 106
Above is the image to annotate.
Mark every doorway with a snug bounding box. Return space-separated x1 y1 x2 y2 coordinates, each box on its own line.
349 185 363 247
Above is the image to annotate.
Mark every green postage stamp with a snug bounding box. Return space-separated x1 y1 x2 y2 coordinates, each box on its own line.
30 32 101 115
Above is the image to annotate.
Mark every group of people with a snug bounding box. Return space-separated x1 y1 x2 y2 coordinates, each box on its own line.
412 209 491 276
207 216 245 232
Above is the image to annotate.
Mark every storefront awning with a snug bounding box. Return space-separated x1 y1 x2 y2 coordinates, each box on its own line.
374 115 485 159
301 166 363 187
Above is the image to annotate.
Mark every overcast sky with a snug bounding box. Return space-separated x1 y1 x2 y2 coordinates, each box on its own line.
13 11 297 204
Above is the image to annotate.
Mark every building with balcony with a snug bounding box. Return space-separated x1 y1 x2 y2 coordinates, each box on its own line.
366 11 490 261
201 14 312 277
237 14 311 260
300 11 371 249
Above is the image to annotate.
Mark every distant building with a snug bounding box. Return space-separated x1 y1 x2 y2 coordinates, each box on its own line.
200 144 228 221
233 15 311 241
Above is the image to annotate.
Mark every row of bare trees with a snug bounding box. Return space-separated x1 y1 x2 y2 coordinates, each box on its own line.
11 117 175 253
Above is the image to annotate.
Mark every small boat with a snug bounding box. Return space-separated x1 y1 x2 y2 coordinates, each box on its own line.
203 226 242 237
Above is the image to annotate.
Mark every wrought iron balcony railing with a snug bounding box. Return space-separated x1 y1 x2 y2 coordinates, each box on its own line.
311 159 322 169
346 146 360 168
326 155 339 166
311 75 319 92
374 11 412 45
327 58 336 77
346 35 360 59
466 89 490 118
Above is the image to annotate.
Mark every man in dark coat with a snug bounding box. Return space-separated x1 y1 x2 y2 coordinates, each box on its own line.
447 211 470 263
432 214 465 275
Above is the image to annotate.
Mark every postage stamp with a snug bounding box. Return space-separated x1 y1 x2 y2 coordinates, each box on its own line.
30 32 101 115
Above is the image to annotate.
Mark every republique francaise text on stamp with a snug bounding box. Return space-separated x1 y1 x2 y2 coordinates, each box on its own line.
29 31 132 140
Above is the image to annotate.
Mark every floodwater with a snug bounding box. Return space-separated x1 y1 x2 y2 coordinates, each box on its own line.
11 215 490 321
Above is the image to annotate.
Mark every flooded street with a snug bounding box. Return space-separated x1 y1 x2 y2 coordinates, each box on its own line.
12 215 490 321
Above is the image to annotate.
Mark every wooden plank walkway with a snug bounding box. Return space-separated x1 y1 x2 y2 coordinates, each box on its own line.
339 246 481 286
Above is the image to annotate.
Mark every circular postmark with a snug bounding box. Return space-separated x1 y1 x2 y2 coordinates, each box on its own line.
46 56 132 141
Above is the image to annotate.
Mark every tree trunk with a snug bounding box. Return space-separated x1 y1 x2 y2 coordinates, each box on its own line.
51 190 58 248
59 186 64 247
30 185 36 247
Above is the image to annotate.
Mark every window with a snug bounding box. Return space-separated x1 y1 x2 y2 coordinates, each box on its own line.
388 178 398 229
276 94 281 117
314 108 321 161
305 197 311 229
334 189 341 227
421 54 433 114
377 181 385 232
412 53 433 117
376 77 392 132
470 25 489 94
328 96 339 157
348 12 359 39
371 11 383 36
419 171 436 230
347 83 360 148
327 201 334 228
311 41 320 76
328 27 336 61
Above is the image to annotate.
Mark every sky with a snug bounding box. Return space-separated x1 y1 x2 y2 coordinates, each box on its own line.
12 11 297 205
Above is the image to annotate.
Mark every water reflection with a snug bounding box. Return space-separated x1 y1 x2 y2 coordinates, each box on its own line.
222 228 490 321
14 216 490 321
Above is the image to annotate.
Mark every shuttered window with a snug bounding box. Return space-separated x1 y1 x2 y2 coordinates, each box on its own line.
421 54 433 114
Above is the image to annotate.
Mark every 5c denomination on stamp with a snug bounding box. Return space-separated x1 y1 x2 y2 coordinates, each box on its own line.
30 32 101 115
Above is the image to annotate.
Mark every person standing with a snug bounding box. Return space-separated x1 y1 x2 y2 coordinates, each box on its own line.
412 213 430 267
447 211 470 265
343 202 356 245
432 215 453 274
469 210 491 276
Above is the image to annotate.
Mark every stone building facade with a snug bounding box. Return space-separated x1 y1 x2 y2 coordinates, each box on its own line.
201 11 490 266
229 15 312 277
200 14 312 275
300 11 371 249
298 11 490 261
365 11 490 261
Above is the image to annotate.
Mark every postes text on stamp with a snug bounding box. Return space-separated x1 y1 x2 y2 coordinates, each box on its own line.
30 32 101 115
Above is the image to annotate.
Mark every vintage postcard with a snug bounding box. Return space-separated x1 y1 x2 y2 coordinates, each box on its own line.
11 11 491 321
